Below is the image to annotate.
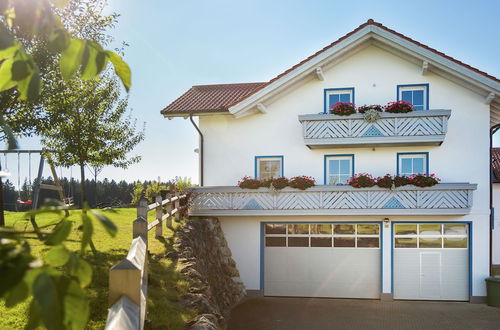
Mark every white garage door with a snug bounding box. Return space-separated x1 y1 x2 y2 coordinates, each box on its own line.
394 223 469 301
264 223 380 299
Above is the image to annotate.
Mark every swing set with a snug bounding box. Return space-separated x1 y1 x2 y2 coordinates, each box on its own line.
1 150 75 212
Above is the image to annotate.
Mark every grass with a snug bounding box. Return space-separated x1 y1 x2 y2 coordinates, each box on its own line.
0 208 194 329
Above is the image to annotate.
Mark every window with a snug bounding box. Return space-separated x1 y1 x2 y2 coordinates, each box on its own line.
255 156 283 180
397 84 429 110
324 155 354 185
264 223 380 248
324 88 355 113
397 153 428 176
394 223 468 249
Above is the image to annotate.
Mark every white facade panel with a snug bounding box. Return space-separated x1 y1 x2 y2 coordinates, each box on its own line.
493 184 500 265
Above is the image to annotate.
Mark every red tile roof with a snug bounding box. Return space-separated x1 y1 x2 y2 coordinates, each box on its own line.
162 19 499 116
161 82 265 115
492 148 500 183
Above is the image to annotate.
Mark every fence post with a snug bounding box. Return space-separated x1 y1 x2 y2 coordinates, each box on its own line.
165 191 173 229
155 195 162 238
174 191 181 223
134 198 148 241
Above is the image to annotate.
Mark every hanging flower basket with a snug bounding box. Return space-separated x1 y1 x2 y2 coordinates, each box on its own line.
288 176 316 190
357 104 383 113
348 173 376 188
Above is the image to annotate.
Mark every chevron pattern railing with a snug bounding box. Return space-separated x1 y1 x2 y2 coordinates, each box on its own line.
189 183 476 216
298 110 451 148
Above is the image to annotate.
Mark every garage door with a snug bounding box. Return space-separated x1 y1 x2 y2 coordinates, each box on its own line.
264 222 380 298
393 223 469 301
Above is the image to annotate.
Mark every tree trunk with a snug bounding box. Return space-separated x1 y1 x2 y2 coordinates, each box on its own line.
80 163 87 213
0 176 4 227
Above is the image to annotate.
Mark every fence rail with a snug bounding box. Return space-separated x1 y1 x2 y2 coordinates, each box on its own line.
105 191 188 330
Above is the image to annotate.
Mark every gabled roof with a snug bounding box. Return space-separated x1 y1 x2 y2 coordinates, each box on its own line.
492 148 500 183
161 19 499 118
160 82 265 115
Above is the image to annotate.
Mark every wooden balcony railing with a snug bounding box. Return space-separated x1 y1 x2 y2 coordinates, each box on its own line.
298 110 451 148
189 183 476 216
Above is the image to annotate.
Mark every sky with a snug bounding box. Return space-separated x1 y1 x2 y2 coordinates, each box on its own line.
14 0 500 187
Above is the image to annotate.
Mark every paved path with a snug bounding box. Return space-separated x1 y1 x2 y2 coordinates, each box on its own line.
228 297 500 330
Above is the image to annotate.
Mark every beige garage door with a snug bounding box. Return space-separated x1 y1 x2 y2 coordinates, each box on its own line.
393 223 469 301
264 223 381 299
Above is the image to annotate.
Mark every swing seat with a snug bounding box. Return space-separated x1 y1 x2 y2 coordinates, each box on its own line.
16 199 33 205
64 197 74 207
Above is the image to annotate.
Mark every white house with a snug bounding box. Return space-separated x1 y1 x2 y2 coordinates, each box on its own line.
491 148 500 270
162 20 500 302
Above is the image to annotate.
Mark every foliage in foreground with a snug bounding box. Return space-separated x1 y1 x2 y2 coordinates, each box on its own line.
0 201 117 329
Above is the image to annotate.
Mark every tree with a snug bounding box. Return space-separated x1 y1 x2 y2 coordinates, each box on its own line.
41 73 144 208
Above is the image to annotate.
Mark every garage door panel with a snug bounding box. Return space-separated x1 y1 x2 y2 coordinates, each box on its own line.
393 223 469 301
264 222 380 299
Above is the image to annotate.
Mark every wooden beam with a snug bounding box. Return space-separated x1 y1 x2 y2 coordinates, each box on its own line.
256 103 267 114
485 92 495 105
421 61 429 75
315 67 325 81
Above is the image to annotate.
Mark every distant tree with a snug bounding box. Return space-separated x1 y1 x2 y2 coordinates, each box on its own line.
130 181 144 205
41 74 144 208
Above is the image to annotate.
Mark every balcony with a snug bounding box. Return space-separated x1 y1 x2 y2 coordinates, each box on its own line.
189 183 476 216
298 110 451 148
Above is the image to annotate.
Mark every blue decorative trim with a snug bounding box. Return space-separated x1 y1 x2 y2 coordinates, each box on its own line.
396 83 430 110
243 199 263 210
383 197 404 209
390 221 473 298
323 154 355 185
396 152 429 176
363 125 384 137
261 221 383 294
254 155 284 179
323 87 355 113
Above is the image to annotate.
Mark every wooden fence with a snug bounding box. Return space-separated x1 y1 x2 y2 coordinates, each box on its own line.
105 191 188 330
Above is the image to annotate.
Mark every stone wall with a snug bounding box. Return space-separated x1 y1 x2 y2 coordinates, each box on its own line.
173 217 246 329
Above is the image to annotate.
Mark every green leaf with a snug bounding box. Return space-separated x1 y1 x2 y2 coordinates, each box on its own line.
25 300 42 330
105 50 131 91
60 38 85 80
80 214 93 253
27 70 40 100
68 255 92 288
91 210 117 237
33 273 64 330
45 220 73 246
11 60 30 81
95 50 108 74
5 280 28 307
0 57 17 91
0 45 18 60
63 280 89 330
45 245 70 267
48 29 69 53
80 41 99 80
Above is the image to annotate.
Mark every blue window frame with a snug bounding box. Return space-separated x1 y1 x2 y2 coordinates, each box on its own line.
324 88 355 113
255 156 284 179
324 154 354 185
397 152 429 176
397 84 429 110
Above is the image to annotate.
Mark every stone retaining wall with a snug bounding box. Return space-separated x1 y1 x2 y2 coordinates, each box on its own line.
173 217 246 329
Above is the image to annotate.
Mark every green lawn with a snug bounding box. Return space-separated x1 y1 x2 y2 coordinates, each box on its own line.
0 208 193 329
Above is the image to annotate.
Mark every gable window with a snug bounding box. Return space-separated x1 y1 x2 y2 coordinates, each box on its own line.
324 88 355 113
324 155 354 185
255 156 283 180
397 84 429 110
397 153 428 176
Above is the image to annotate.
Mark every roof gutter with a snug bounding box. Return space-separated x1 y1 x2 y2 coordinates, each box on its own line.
190 113 204 186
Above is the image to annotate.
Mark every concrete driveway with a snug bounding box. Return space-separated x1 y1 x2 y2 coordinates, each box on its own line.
228 297 500 330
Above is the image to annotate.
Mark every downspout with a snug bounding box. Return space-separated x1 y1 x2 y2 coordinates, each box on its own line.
189 113 204 186
490 124 500 275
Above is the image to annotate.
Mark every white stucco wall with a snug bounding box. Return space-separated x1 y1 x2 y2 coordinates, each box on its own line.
199 45 491 297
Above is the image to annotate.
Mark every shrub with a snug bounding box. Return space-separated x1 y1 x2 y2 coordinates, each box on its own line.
348 173 376 188
357 104 383 113
385 100 413 113
394 175 411 187
271 177 289 190
288 176 316 190
238 176 261 189
330 102 356 116
409 174 440 187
